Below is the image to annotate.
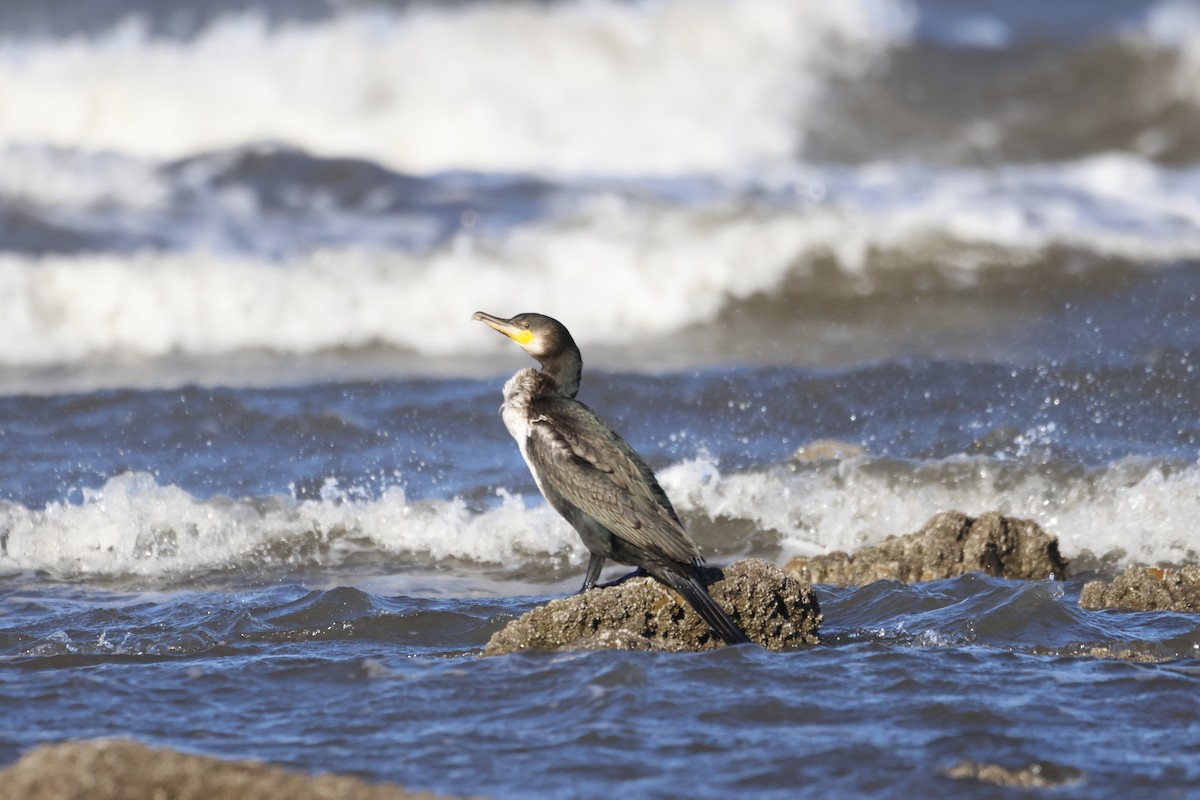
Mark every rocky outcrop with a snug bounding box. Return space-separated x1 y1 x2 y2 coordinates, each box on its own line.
785 511 1068 586
0 739 458 800
1079 565 1200 613
484 559 820 655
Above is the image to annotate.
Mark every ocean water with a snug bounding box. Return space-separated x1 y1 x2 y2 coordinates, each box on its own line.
1 0 1200 796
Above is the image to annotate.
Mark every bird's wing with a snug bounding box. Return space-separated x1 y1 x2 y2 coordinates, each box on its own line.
525 400 700 566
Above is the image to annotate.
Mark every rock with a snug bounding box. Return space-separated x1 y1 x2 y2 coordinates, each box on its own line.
1079 565 1200 613
483 558 820 655
1074 646 1174 663
785 510 1068 586
0 739 458 800
943 760 1083 789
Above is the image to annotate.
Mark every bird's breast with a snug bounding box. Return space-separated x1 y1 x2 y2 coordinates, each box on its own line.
499 368 537 441
499 368 550 495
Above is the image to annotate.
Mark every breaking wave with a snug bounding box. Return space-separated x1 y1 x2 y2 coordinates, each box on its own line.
2 457 1195 585
0 0 910 175
1 154 1198 367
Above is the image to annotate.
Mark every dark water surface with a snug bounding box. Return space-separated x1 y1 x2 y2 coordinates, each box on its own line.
3 577 1199 797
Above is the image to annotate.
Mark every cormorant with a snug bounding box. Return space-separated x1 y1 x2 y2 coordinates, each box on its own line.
472 310 751 646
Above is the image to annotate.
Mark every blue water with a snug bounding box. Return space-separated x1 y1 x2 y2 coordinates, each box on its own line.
3 578 1198 796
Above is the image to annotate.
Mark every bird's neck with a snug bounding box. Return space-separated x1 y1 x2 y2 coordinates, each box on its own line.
539 349 582 399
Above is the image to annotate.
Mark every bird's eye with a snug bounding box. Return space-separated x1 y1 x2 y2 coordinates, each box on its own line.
522 321 531 329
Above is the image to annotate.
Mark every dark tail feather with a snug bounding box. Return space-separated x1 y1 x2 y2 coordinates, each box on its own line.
660 569 752 646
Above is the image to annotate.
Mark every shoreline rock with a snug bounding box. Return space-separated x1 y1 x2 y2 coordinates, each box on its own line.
0 739 460 800
1079 565 1200 613
484 558 820 655
943 759 1083 789
785 511 1068 586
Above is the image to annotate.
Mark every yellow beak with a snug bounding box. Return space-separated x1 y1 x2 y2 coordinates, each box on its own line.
472 311 535 346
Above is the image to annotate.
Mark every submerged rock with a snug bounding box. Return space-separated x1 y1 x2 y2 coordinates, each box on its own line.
0 739 456 800
1073 646 1175 663
785 511 1068 586
1079 565 1200 613
943 759 1083 789
483 558 820 655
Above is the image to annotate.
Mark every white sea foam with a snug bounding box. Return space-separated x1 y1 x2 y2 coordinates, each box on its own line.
0 472 584 579
0 146 167 210
1 459 1195 583
658 457 1200 567
1144 0 1200 100
1 154 1198 367
0 0 910 175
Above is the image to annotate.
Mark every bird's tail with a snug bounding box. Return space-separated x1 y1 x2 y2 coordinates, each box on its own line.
660 569 752 646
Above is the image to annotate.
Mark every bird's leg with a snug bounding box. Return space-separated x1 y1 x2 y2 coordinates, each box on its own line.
597 567 648 588
578 554 606 593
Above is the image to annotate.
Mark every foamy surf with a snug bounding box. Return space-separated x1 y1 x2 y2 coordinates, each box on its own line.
0 0 909 175
1144 0 1200 100
1 154 1198 368
0 472 585 582
659 456 1200 567
2 458 1194 584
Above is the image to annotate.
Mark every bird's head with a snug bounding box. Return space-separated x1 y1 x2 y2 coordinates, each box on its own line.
472 311 582 397
471 311 576 362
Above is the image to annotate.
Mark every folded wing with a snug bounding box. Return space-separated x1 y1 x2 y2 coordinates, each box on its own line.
525 399 701 567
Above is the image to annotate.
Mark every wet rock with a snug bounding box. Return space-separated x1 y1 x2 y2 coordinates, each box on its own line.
785 511 1068 586
0 739 458 800
1079 565 1200 613
943 759 1083 789
1075 646 1174 663
483 558 820 655
1029 642 1177 663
